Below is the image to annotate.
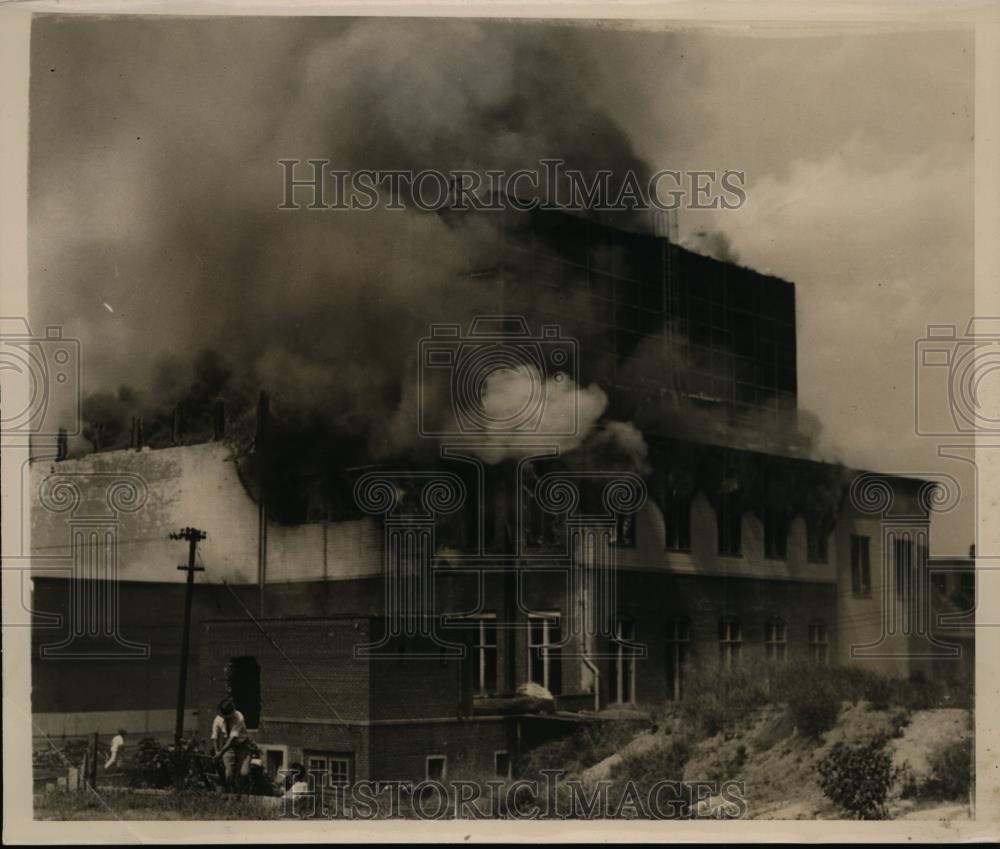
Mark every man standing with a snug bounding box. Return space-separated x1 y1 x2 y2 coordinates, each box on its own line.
212 698 251 793
104 729 126 771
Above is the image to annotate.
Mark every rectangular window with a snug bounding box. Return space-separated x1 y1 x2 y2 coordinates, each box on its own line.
494 751 511 778
894 538 913 600
718 494 742 556
764 619 787 662
808 621 829 665
258 745 288 781
470 615 498 695
764 509 788 560
665 618 691 701
719 617 742 669
614 617 637 704
664 495 692 552
306 752 353 787
529 614 563 695
426 755 447 783
850 535 871 597
615 513 637 548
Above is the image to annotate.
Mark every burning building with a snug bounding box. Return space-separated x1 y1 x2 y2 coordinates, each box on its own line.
28 205 974 786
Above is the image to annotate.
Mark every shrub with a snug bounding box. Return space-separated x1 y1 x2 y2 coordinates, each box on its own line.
817 736 894 819
922 737 973 800
678 659 771 736
863 675 895 711
786 678 840 740
123 737 213 791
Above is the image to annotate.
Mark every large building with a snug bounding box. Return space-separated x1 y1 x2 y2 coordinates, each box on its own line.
29 208 974 785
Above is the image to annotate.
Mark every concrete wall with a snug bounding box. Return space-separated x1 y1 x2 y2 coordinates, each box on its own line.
29 442 382 587
30 443 260 584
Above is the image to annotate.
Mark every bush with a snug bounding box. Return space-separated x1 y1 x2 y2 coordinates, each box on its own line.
922 737 973 800
124 737 213 791
678 659 772 736
817 736 894 819
786 678 840 740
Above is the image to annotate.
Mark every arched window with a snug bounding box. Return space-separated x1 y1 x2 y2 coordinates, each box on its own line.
763 509 789 560
664 495 692 552
718 617 742 669
764 618 787 662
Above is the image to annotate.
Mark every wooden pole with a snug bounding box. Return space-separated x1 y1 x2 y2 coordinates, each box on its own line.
170 527 206 744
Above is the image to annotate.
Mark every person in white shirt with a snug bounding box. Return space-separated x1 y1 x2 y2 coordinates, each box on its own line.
282 762 309 799
212 698 251 792
104 729 126 770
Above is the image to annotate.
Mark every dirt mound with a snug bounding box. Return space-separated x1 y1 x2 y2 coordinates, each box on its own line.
678 703 971 820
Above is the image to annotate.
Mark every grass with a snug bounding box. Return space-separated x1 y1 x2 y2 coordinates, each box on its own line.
675 659 971 738
35 787 281 821
514 718 649 780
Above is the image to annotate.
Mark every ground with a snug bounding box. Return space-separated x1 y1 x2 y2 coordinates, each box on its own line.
33 703 974 820
587 702 973 820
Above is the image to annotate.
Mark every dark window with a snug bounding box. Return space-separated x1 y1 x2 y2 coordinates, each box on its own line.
227 656 261 730
494 751 511 778
763 509 788 560
615 513 637 548
850 535 871 597
764 618 787 661
895 538 913 600
426 756 447 782
719 617 742 669
809 620 829 665
468 616 498 695
263 748 285 781
614 617 637 704
665 618 691 700
664 495 692 552
529 614 562 695
717 494 742 556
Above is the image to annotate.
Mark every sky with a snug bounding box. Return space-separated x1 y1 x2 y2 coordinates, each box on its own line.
28 17 975 552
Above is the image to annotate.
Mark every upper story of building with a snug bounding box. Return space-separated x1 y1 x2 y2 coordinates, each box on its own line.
445 205 800 452
27 437 933 591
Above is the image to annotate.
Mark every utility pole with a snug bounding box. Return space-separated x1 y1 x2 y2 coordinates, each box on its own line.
170 526 206 744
